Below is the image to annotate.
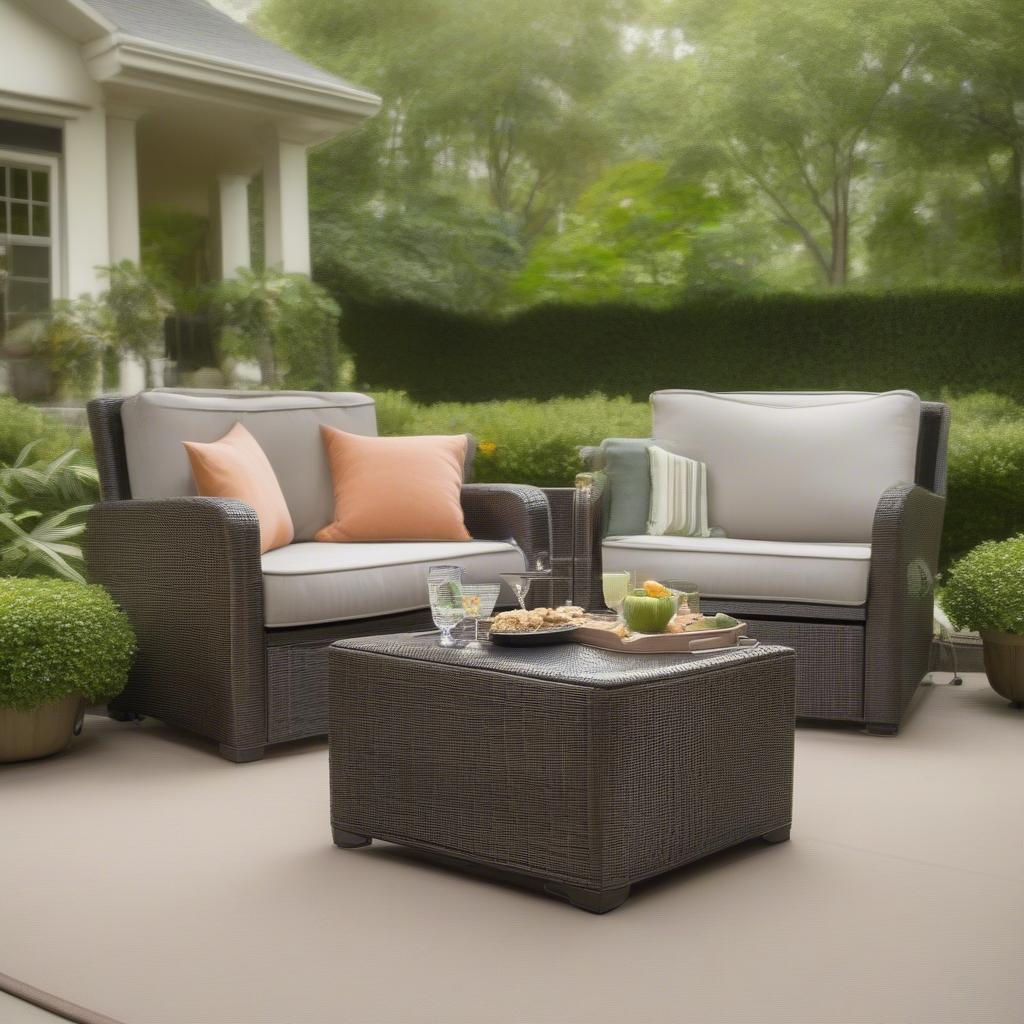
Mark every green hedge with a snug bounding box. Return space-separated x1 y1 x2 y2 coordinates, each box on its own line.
343 289 1024 403
375 390 1024 570
944 393 1024 569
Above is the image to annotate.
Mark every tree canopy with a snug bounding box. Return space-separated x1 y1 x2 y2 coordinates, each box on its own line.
255 0 1024 309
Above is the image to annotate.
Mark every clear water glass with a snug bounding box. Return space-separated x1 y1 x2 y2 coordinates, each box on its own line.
602 570 631 619
427 565 466 647
461 583 501 644
664 580 701 615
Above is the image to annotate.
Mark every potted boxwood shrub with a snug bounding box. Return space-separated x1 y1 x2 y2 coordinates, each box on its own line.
941 535 1024 708
0 579 135 762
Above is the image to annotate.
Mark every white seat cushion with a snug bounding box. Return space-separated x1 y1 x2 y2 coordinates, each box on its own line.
650 390 920 543
602 535 872 606
261 541 526 628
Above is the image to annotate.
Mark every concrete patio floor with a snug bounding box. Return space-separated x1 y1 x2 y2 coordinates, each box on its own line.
1 670 1022 1024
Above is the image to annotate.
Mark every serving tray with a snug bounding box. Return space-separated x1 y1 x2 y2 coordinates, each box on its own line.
572 616 755 654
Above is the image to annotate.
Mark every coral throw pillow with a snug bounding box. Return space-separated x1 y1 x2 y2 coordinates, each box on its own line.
316 427 472 542
184 422 295 554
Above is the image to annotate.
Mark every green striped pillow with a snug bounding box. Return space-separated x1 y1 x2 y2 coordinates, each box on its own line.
646 444 711 537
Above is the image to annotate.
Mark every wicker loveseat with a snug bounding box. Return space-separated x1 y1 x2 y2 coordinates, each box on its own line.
85 389 551 761
576 390 949 735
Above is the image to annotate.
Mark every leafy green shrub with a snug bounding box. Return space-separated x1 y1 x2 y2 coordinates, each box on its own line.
0 578 135 711
101 261 173 390
0 397 90 467
0 443 98 583
940 536 1024 635
342 288 1024 403
3 297 110 399
213 268 342 390
943 393 1024 569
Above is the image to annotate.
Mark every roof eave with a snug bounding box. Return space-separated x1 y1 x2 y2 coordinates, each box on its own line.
83 33 382 127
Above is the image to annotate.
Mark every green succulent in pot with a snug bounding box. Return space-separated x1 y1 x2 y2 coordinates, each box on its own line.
941 536 1024 709
0 579 136 762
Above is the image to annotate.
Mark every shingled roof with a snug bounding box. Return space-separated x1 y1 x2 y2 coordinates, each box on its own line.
83 0 364 94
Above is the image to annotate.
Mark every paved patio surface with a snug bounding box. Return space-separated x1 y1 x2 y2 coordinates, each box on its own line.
1 672 1021 1024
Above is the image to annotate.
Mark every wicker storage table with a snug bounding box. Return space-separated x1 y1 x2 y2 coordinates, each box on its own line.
328 635 796 913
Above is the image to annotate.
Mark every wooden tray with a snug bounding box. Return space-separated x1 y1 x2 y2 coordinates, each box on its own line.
572 617 756 654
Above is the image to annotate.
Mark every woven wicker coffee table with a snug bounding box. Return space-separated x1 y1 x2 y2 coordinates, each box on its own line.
328 634 796 913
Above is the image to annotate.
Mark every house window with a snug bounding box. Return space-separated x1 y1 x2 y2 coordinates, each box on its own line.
0 159 56 347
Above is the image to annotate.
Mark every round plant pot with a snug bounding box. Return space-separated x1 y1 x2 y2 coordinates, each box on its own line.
980 631 1024 708
0 694 83 763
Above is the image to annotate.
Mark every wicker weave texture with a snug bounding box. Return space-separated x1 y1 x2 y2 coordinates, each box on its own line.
572 409 948 729
864 483 946 725
85 394 556 757
86 497 268 751
329 637 795 892
266 611 434 744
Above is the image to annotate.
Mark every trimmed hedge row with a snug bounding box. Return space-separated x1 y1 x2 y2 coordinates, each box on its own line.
342 289 1024 403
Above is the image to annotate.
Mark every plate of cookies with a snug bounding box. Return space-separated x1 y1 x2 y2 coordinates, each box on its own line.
486 605 586 647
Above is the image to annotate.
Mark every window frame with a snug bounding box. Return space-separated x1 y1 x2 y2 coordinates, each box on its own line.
0 147 62 305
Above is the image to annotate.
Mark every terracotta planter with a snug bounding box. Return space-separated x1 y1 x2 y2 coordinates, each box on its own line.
980 631 1024 708
0 695 83 763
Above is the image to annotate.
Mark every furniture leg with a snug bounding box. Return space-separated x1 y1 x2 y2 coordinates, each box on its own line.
107 707 143 722
333 826 372 849
761 824 791 844
546 882 631 914
218 742 265 763
865 722 899 736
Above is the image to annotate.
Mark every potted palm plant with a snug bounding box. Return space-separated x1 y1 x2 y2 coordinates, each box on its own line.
941 535 1024 708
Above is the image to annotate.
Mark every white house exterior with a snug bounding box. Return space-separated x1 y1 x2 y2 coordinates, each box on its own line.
0 0 379 386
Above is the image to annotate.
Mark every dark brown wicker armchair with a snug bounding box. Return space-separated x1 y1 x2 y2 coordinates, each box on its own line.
574 391 949 735
85 390 551 761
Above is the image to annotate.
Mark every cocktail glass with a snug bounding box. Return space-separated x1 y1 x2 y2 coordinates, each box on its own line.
427 565 466 647
461 583 501 645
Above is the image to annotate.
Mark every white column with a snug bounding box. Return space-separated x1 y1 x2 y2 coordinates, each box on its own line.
62 108 109 297
262 131 310 274
105 112 141 263
218 174 252 279
105 109 151 390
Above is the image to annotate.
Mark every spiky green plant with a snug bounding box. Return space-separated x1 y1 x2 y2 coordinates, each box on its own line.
0 443 98 584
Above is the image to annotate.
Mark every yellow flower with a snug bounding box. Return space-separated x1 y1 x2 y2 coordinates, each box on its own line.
478 441 497 456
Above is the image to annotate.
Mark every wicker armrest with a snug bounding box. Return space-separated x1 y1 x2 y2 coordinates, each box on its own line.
460 483 552 572
864 482 947 726
84 497 267 753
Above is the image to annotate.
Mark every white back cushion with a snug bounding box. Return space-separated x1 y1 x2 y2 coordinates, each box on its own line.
651 390 921 542
121 389 378 541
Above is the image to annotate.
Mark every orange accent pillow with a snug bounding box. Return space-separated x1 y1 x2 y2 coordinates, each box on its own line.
184 423 295 554
316 426 471 543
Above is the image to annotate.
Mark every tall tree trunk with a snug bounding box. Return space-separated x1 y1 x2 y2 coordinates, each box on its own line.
828 174 850 287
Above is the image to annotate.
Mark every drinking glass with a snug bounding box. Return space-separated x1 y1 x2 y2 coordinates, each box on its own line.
500 572 533 610
665 580 701 615
601 570 631 619
427 565 466 647
461 583 501 644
